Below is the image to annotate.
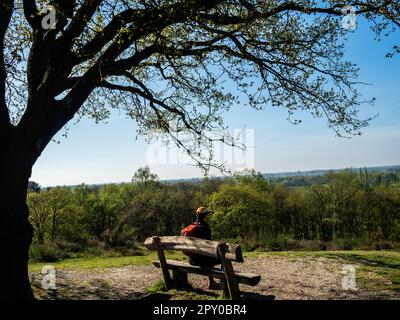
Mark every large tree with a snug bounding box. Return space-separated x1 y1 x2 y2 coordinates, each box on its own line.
0 0 398 299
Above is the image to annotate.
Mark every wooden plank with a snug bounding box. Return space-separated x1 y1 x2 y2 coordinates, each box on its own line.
153 236 173 290
152 261 261 286
145 236 219 258
226 243 244 263
218 243 240 300
144 236 243 262
153 260 224 277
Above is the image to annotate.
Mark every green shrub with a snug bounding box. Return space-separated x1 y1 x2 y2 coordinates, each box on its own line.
239 239 263 252
222 237 262 252
54 240 83 253
80 243 127 258
374 241 393 251
208 184 272 240
263 234 299 251
29 243 69 262
113 245 146 256
390 223 400 242
297 239 327 251
328 238 359 250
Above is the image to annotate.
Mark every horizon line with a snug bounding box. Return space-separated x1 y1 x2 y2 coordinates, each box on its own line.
37 163 400 188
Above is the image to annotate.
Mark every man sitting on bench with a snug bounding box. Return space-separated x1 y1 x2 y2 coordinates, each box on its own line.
181 207 220 290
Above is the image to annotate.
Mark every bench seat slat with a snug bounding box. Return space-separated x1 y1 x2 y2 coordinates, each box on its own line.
153 260 261 286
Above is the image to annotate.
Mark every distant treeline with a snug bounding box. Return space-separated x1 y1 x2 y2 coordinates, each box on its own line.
27 167 400 262
267 168 400 188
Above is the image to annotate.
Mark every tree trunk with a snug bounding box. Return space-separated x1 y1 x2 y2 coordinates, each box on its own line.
37 230 44 245
0 95 51 300
0 170 34 300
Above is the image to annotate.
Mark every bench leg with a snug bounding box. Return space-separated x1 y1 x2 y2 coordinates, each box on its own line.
153 237 173 290
172 270 189 290
220 279 230 299
218 244 240 300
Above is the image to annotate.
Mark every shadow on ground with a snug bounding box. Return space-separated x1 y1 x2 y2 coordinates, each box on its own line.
32 278 148 300
141 286 276 301
241 291 275 300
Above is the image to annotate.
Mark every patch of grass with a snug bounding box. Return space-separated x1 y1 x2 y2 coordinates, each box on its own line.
317 251 400 293
147 280 166 294
146 277 225 300
145 279 223 300
244 250 400 294
28 251 186 272
168 289 223 300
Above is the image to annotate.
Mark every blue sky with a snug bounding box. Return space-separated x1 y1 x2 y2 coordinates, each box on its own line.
31 18 400 187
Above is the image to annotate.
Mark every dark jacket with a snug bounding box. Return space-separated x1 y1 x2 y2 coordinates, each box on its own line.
191 220 212 240
187 219 219 267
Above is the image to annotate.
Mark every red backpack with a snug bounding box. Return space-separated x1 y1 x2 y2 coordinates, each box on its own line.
181 222 199 257
181 222 199 237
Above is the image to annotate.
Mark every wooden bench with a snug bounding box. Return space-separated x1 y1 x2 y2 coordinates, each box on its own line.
144 236 261 300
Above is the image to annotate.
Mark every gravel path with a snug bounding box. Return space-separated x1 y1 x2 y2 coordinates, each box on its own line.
30 255 398 300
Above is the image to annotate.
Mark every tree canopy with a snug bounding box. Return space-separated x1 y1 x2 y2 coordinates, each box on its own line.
1 0 399 173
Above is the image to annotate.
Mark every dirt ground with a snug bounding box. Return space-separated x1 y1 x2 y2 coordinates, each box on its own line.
30 255 398 300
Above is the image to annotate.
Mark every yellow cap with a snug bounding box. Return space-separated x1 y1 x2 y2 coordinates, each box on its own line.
196 207 209 216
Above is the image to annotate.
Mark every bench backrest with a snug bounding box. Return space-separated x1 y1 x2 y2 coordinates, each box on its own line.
144 236 244 262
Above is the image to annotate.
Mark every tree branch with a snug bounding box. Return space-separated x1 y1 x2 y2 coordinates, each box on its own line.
0 0 14 132
37 0 225 124
198 1 395 25
75 0 225 64
59 0 103 47
20 0 399 163
74 7 138 63
53 76 83 96
23 0 41 30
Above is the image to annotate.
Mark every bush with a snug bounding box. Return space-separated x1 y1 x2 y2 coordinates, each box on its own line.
222 237 262 252
390 223 400 242
29 243 69 262
327 238 359 250
113 246 146 256
86 238 106 249
54 240 84 253
208 183 272 240
263 234 299 251
81 245 111 257
374 241 393 251
297 239 327 251
239 239 263 252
